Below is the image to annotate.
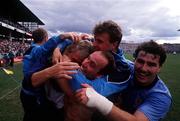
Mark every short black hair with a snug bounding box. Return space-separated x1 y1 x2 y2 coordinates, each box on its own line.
98 51 116 75
32 28 48 43
93 20 122 47
134 40 167 66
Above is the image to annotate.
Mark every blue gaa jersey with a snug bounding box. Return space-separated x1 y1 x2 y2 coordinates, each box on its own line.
70 48 134 97
22 36 72 96
121 76 172 121
108 49 133 83
70 70 133 97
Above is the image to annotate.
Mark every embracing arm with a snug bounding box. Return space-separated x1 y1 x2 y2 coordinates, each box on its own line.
52 32 82 64
108 106 148 121
52 47 63 64
57 78 73 97
75 87 148 121
31 62 79 87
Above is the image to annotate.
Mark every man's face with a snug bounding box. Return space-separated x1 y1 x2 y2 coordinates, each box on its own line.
134 51 161 86
93 33 115 51
81 51 108 79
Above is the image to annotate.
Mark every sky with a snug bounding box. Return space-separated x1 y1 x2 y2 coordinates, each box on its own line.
21 0 180 44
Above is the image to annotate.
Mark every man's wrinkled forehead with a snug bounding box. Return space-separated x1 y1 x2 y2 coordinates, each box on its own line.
138 51 160 60
89 53 98 65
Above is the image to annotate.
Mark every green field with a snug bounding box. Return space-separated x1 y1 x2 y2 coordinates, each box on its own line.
0 54 180 121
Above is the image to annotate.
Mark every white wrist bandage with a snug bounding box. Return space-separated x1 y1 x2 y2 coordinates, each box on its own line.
86 88 113 115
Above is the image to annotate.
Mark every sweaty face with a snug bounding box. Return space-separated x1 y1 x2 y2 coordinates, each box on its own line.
93 33 115 51
81 51 108 79
134 51 161 86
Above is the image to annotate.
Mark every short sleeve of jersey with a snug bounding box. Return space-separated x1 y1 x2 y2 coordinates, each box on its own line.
70 71 91 92
138 93 172 121
92 76 130 97
70 71 130 97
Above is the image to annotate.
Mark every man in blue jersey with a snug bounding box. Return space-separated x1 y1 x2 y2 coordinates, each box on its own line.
85 20 134 121
44 40 94 109
20 28 80 121
86 20 133 83
76 40 172 121
51 20 133 120
51 20 134 105
63 51 116 121
53 20 133 84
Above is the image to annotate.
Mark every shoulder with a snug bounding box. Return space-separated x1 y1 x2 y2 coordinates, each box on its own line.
144 77 172 105
137 78 172 121
138 92 172 121
150 77 171 98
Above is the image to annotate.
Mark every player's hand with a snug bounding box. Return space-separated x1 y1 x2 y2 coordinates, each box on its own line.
75 84 91 104
80 33 94 42
50 61 80 79
60 32 81 43
52 48 63 64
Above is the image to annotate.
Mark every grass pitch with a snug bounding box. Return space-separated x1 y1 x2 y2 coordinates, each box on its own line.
0 54 180 121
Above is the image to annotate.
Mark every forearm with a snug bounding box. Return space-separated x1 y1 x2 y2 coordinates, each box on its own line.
107 106 137 121
57 78 73 97
31 66 57 87
39 36 62 54
85 88 147 121
31 62 80 88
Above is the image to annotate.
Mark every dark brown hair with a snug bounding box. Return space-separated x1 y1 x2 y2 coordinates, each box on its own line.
93 20 122 47
32 28 48 43
134 40 167 66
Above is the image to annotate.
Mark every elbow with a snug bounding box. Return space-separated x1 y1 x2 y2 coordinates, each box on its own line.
31 74 39 88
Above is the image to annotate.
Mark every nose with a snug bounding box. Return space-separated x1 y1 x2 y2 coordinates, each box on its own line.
141 63 148 72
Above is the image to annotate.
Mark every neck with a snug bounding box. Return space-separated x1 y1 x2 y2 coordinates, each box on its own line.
36 41 44 45
112 47 118 53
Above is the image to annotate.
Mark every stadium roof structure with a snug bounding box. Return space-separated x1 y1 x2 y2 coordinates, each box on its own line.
0 0 45 39
0 0 44 25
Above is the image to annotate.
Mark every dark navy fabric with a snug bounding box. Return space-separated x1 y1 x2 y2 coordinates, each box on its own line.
121 76 172 121
21 36 71 121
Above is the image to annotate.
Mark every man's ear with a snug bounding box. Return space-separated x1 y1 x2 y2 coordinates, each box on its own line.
112 41 119 50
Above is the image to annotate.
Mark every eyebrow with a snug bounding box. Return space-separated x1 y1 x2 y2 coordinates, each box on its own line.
139 52 159 60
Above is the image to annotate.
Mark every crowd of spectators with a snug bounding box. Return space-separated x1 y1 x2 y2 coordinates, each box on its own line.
120 42 180 54
0 39 30 67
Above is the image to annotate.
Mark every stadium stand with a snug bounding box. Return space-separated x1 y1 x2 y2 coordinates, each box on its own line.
120 42 180 54
0 0 44 67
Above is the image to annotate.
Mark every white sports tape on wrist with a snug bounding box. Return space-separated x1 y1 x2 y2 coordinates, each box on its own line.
86 88 113 115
